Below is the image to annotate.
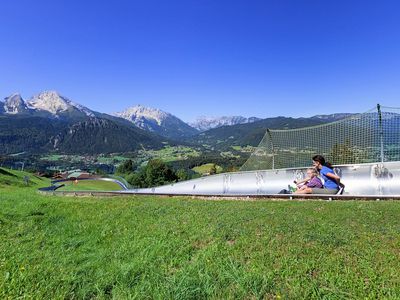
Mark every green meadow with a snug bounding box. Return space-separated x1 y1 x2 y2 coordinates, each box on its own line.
0 168 399 299
192 163 223 175
57 180 122 192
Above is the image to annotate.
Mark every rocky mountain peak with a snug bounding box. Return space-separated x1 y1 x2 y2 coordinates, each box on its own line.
27 90 70 114
27 90 94 117
3 93 28 114
115 104 170 126
114 104 198 138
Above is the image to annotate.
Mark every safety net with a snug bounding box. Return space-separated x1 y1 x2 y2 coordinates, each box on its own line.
240 105 400 170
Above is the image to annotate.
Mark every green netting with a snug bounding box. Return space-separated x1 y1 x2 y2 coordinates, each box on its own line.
240 105 400 170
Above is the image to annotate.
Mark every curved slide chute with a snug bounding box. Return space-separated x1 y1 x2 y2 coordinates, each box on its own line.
124 161 400 197
40 161 400 198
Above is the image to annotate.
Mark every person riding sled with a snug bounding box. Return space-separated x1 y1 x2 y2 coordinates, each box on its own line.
293 167 323 194
296 155 342 194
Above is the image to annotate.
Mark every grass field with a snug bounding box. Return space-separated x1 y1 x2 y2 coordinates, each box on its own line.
1 168 400 298
137 146 201 164
57 180 123 191
192 163 223 175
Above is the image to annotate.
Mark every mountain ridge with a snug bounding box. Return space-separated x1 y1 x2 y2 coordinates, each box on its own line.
189 116 261 131
0 91 171 155
114 104 198 139
1 90 362 155
186 115 352 150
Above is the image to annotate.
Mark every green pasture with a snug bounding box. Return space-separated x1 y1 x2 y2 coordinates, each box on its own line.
192 163 223 175
138 146 201 163
57 180 123 191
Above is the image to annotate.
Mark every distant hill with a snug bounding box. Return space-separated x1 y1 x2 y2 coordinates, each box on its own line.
187 116 346 149
0 114 167 155
310 113 355 122
0 115 66 154
51 118 165 154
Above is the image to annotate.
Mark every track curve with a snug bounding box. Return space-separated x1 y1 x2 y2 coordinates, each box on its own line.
39 161 400 200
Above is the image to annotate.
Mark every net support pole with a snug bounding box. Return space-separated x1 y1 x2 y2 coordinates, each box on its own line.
377 103 384 163
267 129 275 170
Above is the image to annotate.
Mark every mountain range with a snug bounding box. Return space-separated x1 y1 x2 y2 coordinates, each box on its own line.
0 90 355 155
0 91 169 154
3 91 95 119
189 116 261 131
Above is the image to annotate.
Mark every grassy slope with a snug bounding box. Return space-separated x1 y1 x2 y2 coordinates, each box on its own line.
57 180 122 191
0 169 400 298
0 167 49 188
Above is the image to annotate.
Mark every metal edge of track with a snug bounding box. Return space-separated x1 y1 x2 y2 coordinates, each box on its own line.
37 189 400 201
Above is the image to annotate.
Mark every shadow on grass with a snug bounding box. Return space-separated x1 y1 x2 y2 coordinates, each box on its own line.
0 168 17 177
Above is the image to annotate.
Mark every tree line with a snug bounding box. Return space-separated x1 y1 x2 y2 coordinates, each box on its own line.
115 159 200 188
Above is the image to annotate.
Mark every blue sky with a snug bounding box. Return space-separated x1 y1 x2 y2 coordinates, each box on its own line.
1 0 400 121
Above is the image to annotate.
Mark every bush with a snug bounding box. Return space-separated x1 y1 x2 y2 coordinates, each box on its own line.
176 168 190 181
127 159 177 188
116 159 135 174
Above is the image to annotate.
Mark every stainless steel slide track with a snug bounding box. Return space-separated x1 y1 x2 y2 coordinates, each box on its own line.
124 161 400 197
40 161 400 199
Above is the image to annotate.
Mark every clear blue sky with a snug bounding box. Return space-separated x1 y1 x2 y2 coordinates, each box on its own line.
1 0 400 121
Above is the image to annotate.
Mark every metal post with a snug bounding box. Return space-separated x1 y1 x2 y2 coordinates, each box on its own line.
267 129 275 170
377 104 384 163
